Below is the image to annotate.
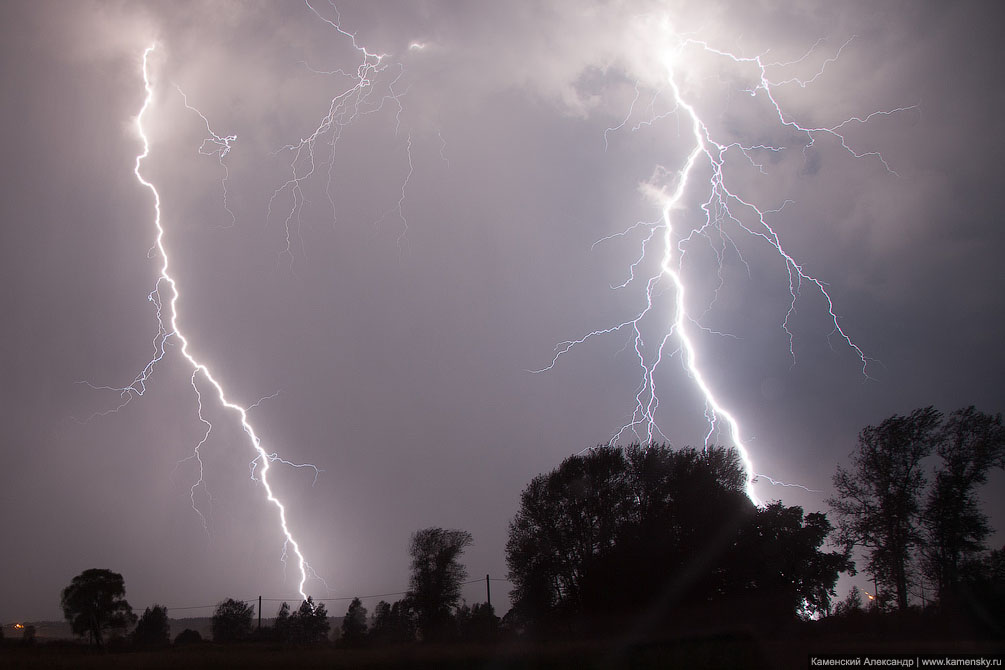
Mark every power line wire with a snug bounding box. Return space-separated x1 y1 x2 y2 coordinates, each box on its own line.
19 582 508 623
164 577 512 612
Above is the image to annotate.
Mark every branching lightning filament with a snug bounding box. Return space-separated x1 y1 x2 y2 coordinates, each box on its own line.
268 0 408 267
90 45 318 600
539 28 913 505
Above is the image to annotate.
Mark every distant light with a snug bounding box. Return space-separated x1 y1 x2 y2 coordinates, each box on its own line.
14 623 24 629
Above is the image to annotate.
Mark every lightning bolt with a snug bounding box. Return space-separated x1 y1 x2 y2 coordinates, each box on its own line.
539 24 914 505
176 86 237 228
88 45 317 600
87 4 412 602
268 0 409 268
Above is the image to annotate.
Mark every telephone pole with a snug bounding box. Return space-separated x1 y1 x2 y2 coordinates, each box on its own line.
486 574 491 607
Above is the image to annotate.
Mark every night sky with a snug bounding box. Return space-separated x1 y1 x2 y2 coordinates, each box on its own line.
2 1 1003 623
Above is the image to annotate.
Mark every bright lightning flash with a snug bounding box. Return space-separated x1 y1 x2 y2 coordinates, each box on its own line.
96 46 317 600
541 23 912 505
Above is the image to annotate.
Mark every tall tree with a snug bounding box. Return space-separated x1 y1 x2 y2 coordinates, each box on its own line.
340 597 368 647
211 598 254 643
406 527 473 641
274 602 291 642
60 568 136 648
923 407 1005 600
828 407 942 611
132 604 170 647
506 446 636 622
289 597 330 645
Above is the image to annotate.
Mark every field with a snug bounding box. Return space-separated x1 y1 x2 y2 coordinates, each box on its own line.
2 632 1002 670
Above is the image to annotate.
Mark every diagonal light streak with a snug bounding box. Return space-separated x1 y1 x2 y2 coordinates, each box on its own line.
97 45 318 599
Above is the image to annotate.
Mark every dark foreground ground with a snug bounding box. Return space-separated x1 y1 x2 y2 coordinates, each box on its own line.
2 634 1002 670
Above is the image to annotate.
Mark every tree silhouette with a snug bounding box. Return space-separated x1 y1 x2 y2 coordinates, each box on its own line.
922 407 1005 601
457 602 499 641
370 599 416 645
506 446 636 623
60 568 136 647
832 586 865 617
507 444 849 632
273 598 329 645
211 598 254 643
132 604 170 647
174 628 202 645
828 408 941 611
274 601 291 642
290 597 330 645
726 502 853 617
340 597 368 647
407 527 473 641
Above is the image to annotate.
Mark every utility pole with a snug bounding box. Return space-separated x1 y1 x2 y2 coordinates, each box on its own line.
258 596 262 630
486 574 491 607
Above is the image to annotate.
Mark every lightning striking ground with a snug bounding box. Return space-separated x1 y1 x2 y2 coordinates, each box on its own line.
539 25 913 504
91 45 318 600
87 5 415 602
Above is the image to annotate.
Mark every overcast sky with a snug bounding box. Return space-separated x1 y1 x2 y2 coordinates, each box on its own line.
2 0 1003 623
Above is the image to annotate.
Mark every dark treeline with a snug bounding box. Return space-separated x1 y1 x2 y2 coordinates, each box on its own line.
506 444 848 636
827 406 1004 632
12 406 1002 659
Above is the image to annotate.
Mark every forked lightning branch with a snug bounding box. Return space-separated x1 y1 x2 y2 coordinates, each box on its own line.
538 23 912 505
88 46 318 601
83 9 911 596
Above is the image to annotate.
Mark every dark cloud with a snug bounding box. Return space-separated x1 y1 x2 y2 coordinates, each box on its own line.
1 0 1002 622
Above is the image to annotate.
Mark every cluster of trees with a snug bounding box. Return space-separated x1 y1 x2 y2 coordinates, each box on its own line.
204 527 499 648
53 525 494 649
272 597 331 645
505 444 850 634
339 594 500 648
54 568 330 648
58 568 209 648
828 406 1004 621
205 596 332 645
335 527 500 647
51 406 1002 648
